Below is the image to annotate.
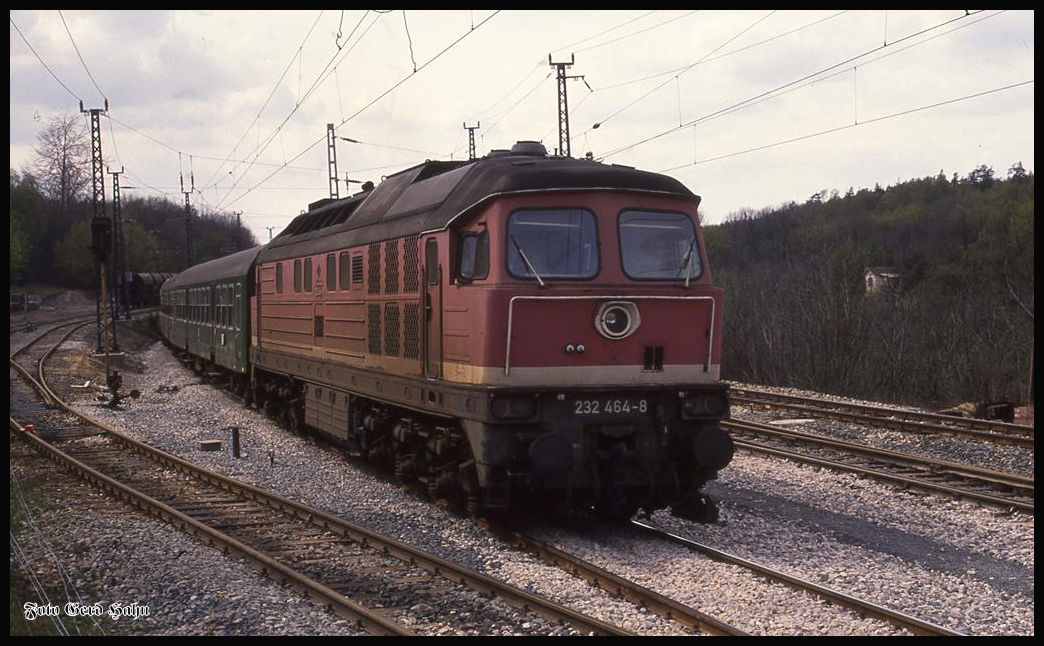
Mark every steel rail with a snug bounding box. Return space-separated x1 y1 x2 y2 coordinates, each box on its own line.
726 420 1033 513
631 518 965 636
10 417 415 636
732 388 1033 447
503 530 749 636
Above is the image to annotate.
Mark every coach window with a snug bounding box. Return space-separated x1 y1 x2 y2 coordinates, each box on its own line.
276 263 283 294
294 259 302 292
458 229 489 280
304 257 313 292
618 210 702 281
222 285 229 327
235 284 242 330
506 208 598 280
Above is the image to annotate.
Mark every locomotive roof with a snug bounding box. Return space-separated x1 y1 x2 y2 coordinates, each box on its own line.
162 245 264 291
258 146 699 262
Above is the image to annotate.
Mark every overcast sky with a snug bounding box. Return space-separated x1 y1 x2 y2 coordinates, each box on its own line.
9 10 1035 247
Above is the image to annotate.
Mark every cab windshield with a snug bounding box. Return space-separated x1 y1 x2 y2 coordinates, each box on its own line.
618 210 702 280
506 209 598 280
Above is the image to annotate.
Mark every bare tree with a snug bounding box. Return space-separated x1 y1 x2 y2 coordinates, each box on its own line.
30 112 91 211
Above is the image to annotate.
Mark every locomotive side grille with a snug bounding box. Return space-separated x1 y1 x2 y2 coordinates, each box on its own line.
367 242 381 294
403 235 420 293
351 254 364 285
384 303 400 357
367 304 382 355
384 240 400 294
403 303 420 359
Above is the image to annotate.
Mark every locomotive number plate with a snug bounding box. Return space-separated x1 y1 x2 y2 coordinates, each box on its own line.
572 398 649 416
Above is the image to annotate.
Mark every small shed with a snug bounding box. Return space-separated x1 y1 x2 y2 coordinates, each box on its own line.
864 266 902 295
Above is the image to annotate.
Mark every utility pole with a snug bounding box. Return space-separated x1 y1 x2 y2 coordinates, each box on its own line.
82 99 118 354
234 211 243 251
548 54 588 158
266 226 276 242
109 166 131 318
326 123 339 199
181 158 194 268
464 121 480 160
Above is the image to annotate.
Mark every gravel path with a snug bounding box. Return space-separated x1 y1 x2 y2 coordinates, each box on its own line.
12 330 1034 635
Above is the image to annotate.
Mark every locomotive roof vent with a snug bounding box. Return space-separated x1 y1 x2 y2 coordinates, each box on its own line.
487 149 512 158
510 140 547 157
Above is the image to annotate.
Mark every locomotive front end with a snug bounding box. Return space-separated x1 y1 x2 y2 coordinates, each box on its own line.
445 174 733 520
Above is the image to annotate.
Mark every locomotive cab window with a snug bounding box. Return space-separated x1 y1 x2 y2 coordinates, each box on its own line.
458 230 489 281
506 208 597 280
618 210 703 281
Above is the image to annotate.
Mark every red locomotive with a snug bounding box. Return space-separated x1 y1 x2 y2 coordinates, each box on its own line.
165 140 733 520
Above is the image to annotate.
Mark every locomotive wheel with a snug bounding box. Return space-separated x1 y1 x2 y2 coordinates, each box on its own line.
263 400 279 419
286 406 302 434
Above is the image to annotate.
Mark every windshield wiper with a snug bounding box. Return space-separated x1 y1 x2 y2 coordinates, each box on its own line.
510 236 546 288
678 237 697 287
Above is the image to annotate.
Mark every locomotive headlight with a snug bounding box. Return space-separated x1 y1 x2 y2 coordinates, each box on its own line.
491 396 537 420
595 301 641 340
682 392 728 418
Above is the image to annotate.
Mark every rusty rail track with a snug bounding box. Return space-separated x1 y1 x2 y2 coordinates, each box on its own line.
499 529 749 636
731 387 1033 449
630 518 965 636
726 419 1033 514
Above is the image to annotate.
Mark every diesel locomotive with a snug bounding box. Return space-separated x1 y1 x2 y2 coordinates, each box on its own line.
160 140 733 520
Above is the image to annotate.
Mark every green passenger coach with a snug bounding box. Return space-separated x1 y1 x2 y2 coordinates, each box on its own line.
159 246 262 394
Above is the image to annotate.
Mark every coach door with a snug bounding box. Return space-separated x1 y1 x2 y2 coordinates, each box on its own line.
423 238 442 378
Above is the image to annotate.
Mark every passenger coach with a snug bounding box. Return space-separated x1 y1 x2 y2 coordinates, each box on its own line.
160 246 262 396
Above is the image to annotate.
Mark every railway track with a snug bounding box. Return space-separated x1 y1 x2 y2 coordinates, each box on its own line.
628 518 965 636
496 528 749 635
10 323 634 636
731 387 1034 449
725 419 1034 514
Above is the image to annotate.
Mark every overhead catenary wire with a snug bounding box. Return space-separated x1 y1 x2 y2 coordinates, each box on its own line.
659 80 1034 173
9 10 1030 247
58 10 107 104
200 10 330 194
219 10 502 211
601 9 995 160
591 10 776 133
10 15 83 102
213 11 386 208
